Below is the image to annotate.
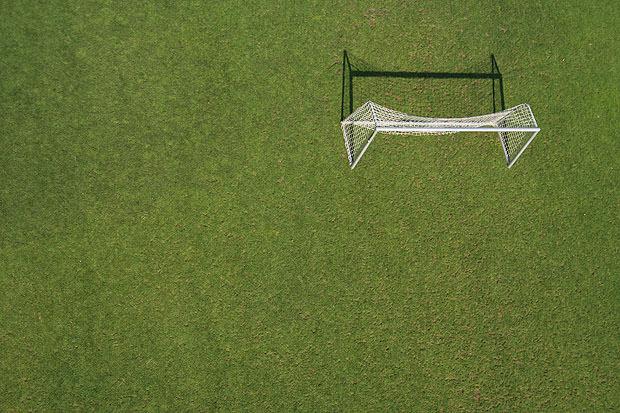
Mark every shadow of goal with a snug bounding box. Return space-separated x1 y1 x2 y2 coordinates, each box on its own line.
339 51 540 169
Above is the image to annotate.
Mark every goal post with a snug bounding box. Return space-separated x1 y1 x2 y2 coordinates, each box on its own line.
341 101 540 169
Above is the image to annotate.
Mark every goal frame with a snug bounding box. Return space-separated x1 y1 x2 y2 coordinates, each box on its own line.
340 51 540 169
341 101 540 169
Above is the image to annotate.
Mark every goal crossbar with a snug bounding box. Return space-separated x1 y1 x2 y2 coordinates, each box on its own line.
377 126 540 133
341 101 540 169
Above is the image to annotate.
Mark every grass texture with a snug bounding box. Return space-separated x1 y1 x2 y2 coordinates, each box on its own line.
1 0 618 411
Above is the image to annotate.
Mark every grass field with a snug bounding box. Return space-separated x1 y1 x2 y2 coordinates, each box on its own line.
1 1 619 411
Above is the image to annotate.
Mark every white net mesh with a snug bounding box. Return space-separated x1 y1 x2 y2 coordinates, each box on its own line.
341 101 539 168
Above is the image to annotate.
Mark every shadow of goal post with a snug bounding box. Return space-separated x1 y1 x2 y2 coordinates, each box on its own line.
341 101 540 169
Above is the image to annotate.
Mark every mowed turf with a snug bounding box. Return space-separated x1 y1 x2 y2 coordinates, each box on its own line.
1 0 618 411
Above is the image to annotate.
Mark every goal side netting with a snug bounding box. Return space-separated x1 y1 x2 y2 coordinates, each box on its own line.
341 101 540 169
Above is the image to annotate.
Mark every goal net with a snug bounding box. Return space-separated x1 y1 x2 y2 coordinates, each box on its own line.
341 101 540 169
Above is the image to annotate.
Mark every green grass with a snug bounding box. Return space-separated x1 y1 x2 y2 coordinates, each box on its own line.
1 0 618 411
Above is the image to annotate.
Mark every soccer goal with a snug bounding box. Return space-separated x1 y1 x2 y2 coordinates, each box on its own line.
341 101 540 169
